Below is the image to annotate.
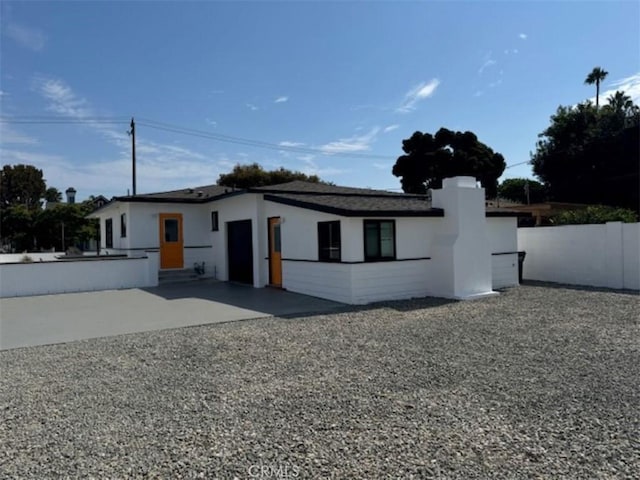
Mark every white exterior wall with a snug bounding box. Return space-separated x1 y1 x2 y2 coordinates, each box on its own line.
263 201 351 298
0 252 159 298
281 260 434 305
209 194 264 286
94 202 215 275
349 260 433 304
282 261 353 303
262 201 441 303
487 217 519 289
517 222 639 290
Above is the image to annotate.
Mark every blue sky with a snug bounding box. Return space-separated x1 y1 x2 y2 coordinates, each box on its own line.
1 1 639 200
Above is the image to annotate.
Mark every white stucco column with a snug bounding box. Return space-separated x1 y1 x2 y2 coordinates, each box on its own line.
428 176 496 299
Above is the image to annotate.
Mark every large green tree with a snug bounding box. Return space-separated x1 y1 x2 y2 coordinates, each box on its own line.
0 163 99 252
498 178 546 204
584 67 608 108
34 202 98 251
44 187 63 203
392 128 506 197
1 205 36 251
531 91 639 210
217 163 323 189
0 164 47 210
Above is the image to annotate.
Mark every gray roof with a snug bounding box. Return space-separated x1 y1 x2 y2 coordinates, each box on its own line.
251 180 414 197
253 181 445 217
264 192 443 217
114 184 233 203
97 180 523 218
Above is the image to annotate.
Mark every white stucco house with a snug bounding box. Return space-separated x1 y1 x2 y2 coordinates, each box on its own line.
89 176 524 304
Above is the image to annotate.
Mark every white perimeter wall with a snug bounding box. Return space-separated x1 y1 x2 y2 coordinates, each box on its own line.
517 222 639 290
0 252 159 298
487 217 519 289
0 253 62 263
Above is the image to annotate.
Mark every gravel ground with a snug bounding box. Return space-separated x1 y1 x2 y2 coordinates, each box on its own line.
1 283 638 479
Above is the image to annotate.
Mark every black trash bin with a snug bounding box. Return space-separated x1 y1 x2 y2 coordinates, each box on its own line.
517 251 526 284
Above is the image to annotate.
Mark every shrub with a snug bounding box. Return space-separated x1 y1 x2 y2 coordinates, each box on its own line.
552 205 638 225
20 255 34 263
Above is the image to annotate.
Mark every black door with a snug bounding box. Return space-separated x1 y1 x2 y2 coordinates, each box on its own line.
227 219 253 284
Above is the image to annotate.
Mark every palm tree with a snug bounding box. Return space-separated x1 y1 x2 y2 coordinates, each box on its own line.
607 91 634 112
584 67 608 108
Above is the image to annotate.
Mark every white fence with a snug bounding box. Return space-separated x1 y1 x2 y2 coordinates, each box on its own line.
517 222 639 290
0 252 159 298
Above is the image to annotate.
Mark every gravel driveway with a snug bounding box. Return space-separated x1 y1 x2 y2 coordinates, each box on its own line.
1 283 638 479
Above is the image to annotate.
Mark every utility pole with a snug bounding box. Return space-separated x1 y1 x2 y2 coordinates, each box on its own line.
129 117 137 196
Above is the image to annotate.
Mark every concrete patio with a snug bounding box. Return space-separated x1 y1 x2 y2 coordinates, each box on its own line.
0 280 343 350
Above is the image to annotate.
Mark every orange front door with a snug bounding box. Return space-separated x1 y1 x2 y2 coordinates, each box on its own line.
159 213 184 269
268 217 282 286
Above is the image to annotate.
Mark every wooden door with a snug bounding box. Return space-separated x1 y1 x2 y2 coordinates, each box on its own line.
227 219 253 284
268 217 282 287
159 213 184 269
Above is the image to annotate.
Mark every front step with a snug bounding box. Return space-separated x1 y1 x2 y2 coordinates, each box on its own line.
158 268 199 285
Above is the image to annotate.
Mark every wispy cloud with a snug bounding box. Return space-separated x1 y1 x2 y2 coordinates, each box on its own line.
246 103 259 111
599 72 640 104
504 49 518 55
478 58 497 75
0 124 38 145
205 118 217 127
298 155 347 177
373 162 390 170
383 124 400 133
31 75 217 196
319 127 380 154
396 79 440 113
35 77 92 118
0 90 7 97
274 96 288 103
4 23 46 51
519 33 527 40
279 141 305 147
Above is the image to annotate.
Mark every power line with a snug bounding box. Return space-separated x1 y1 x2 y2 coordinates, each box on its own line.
0 114 535 169
504 160 530 169
0 116 128 124
136 117 395 160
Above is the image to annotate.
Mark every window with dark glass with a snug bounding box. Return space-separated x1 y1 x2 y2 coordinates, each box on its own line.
318 221 341 262
211 211 219 231
364 220 395 261
120 213 127 238
273 223 281 253
164 219 179 242
105 218 113 248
